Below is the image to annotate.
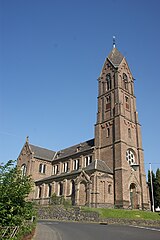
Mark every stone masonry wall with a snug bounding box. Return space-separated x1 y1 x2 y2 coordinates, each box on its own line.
37 206 99 222
37 206 160 227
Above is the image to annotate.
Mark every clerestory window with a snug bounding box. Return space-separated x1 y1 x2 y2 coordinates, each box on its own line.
39 163 46 174
85 156 92 167
53 164 59 175
73 159 80 170
63 162 69 173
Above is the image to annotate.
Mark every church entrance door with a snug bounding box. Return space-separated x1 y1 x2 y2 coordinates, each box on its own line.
130 183 138 209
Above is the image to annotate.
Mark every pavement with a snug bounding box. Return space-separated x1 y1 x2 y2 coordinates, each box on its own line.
32 222 60 240
33 220 160 240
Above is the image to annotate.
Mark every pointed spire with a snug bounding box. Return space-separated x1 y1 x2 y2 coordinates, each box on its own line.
107 46 124 68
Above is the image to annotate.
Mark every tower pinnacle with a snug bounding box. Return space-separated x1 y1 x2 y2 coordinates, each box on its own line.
26 136 29 143
113 36 116 48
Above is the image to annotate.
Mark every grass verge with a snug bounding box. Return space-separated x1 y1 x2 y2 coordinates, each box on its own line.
82 207 160 220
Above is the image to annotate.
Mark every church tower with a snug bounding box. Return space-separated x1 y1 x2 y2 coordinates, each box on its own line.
95 44 149 209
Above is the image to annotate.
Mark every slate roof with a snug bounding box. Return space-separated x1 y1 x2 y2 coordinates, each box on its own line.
29 138 94 162
54 139 94 160
29 144 56 161
35 170 81 183
85 160 113 174
107 47 124 67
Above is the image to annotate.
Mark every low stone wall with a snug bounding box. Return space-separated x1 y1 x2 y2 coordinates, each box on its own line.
37 205 160 227
37 206 99 222
100 218 160 227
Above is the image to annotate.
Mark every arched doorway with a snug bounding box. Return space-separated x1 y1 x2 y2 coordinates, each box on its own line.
79 182 87 206
130 183 138 209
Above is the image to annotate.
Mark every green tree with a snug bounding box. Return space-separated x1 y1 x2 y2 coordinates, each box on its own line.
155 168 160 207
0 160 34 226
148 168 160 209
147 170 156 209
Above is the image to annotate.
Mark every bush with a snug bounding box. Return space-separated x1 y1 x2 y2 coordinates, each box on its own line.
50 193 72 208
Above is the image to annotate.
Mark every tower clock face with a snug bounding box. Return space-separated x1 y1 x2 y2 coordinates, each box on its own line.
126 149 135 165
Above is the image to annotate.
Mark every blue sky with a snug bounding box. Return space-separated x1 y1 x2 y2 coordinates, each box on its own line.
0 0 160 174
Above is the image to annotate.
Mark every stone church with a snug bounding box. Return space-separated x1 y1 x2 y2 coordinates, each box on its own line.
17 45 150 209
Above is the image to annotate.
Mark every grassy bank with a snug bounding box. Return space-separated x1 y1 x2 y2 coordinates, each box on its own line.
82 207 160 220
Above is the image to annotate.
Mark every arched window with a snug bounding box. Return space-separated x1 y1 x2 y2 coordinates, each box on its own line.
84 156 92 167
73 159 80 170
106 95 111 110
123 73 128 90
53 164 59 175
63 162 69 173
128 128 131 138
39 163 46 174
38 186 42 198
58 182 63 196
21 164 27 176
48 184 52 197
106 74 111 91
108 184 112 194
126 149 135 165
107 127 110 138
125 96 130 110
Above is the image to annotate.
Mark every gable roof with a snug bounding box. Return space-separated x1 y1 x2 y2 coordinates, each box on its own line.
28 138 94 162
54 139 94 160
107 47 124 67
85 159 113 174
29 144 56 161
